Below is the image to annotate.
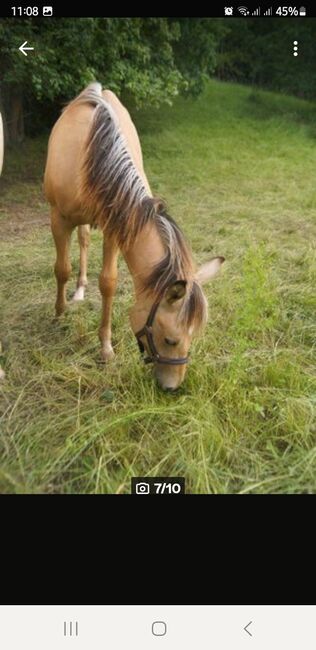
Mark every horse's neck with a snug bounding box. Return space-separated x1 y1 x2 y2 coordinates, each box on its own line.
123 222 165 298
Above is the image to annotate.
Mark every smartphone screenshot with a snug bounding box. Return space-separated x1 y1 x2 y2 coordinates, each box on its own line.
0 4 315 495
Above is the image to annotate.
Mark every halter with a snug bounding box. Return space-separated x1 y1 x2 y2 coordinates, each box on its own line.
135 301 189 366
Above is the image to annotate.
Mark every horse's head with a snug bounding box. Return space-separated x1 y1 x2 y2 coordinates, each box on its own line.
130 256 224 391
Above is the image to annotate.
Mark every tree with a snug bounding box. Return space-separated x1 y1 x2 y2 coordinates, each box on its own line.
0 17 220 143
215 18 316 100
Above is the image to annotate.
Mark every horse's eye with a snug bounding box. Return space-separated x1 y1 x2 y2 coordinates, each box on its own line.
164 337 178 346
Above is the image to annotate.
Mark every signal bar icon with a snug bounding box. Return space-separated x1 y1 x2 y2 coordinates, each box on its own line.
252 6 261 14
264 6 272 15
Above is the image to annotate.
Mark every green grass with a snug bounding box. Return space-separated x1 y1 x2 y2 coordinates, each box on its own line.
1 79 316 493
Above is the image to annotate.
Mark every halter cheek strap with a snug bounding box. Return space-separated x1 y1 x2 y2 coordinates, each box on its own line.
135 302 189 366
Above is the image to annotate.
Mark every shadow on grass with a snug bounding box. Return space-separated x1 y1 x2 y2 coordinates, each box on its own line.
246 88 316 136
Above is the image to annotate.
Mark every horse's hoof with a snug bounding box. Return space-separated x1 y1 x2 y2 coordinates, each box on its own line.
55 304 66 317
72 286 85 302
101 347 115 362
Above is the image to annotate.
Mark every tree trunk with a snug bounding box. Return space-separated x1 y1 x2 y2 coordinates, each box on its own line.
9 91 24 143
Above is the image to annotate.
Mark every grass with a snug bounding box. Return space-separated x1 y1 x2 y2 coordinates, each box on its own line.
0 79 316 493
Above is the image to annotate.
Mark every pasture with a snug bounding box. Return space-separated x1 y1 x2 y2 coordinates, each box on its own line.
0 79 315 493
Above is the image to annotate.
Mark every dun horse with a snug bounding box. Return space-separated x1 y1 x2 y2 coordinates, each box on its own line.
44 83 224 390
0 111 6 381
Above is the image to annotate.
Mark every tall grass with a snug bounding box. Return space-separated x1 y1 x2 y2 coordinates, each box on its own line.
0 80 315 493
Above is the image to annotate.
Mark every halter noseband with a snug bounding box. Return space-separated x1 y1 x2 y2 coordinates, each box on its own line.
135 301 189 366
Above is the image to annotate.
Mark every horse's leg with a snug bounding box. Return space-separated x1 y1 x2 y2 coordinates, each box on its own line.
99 236 119 361
51 207 74 316
73 224 90 302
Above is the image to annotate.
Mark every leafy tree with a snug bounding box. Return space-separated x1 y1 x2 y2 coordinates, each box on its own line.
0 17 219 143
172 18 226 95
3 16 313 146
215 18 316 100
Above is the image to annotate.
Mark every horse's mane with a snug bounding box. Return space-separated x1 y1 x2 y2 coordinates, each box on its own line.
67 83 207 329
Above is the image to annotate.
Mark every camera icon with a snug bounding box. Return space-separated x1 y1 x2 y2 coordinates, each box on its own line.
136 482 150 495
224 7 234 15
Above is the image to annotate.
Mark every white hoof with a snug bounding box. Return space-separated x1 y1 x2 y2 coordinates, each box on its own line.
72 286 85 302
0 366 5 381
101 345 115 362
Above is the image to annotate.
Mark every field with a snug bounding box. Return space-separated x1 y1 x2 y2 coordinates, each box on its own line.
0 79 316 493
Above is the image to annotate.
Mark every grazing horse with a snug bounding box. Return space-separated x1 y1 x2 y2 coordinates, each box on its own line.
0 112 3 174
44 83 224 390
0 111 5 380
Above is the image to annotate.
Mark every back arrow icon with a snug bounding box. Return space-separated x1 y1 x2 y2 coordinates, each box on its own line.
244 621 253 637
19 41 34 56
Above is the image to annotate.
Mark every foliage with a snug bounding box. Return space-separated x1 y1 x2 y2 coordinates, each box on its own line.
216 18 316 100
0 17 219 136
1 16 316 140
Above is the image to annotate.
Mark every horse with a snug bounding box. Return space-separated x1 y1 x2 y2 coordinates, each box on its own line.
44 83 224 391
0 111 5 381
0 111 3 174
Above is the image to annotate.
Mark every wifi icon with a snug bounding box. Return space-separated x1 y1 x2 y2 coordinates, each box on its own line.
238 6 249 14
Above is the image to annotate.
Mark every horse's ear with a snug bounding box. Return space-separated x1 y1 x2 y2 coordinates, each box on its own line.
196 257 225 285
165 280 187 304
